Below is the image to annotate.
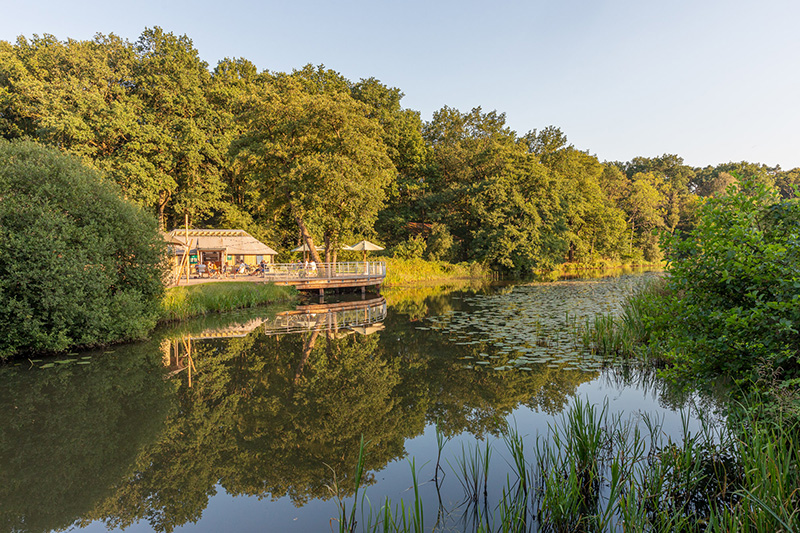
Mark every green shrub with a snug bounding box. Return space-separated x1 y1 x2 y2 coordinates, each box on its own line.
392 234 426 259
424 223 454 262
658 177 800 380
0 140 167 357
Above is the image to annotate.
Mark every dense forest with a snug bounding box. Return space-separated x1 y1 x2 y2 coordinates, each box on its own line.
2 27 798 273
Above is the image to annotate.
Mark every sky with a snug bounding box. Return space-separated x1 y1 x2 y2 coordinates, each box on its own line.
3 0 799 169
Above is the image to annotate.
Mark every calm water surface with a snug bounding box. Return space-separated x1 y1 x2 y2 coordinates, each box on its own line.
0 271 713 533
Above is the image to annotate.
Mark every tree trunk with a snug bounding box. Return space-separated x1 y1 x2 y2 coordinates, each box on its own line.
158 190 171 231
297 216 323 264
294 325 321 384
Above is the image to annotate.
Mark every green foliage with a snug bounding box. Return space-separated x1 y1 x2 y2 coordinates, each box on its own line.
232 75 395 260
340 397 800 532
0 140 167 357
2 29 797 274
392 235 426 260
655 178 800 380
423 223 454 261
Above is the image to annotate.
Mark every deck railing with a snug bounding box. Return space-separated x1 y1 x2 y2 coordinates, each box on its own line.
252 261 386 282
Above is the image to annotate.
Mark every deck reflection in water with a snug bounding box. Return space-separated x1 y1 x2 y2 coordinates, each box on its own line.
162 296 387 383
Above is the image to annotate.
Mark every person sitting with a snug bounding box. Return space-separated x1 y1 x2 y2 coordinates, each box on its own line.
196 263 206 278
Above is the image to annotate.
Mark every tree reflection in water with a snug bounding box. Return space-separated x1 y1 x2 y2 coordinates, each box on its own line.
1 285 615 532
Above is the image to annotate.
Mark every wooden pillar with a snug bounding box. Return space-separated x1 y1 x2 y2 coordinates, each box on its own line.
185 214 190 284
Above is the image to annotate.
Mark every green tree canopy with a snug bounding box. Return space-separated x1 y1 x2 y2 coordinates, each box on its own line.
232 77 395 262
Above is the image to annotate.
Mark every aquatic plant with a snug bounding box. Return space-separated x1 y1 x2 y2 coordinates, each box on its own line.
332 397 800 532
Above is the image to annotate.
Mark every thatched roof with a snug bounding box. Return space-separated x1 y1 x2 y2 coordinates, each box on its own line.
167 229 278 256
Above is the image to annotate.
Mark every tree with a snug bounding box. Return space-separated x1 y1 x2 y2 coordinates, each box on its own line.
352 77 428 246
620 173 664 261
0 29 227 230
0 140 166 357
232 78 394 264
129 27 224 229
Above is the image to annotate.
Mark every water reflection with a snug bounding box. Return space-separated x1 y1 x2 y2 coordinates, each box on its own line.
1 274 691 533
0 342 174 533
161 297 388 385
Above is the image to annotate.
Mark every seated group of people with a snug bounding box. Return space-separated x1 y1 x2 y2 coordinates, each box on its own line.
194 259 323 279
196 260 251 278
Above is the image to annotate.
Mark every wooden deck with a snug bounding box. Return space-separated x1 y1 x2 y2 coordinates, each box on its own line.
173 261 386 293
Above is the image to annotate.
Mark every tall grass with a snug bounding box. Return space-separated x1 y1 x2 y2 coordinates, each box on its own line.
333 398 800 532
382 258 490 286
580 277 669 359
159 282 297 322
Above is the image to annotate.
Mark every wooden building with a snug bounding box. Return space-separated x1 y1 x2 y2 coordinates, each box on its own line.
167 229 278 270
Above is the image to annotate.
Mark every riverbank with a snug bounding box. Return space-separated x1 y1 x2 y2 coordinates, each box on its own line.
159 282 298 323
382 257 663 287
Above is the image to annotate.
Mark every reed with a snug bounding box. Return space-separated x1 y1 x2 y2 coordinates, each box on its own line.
579 277 668 359
382 258 490 286
159 282 296 322
332 398 800 532
328 435 367 533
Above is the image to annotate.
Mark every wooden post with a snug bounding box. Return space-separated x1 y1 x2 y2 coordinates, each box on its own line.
185 214 190 284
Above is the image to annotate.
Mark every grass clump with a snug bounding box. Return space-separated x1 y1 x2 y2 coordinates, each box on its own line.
159 282 297 322
580 277 670 360
382 257 490 286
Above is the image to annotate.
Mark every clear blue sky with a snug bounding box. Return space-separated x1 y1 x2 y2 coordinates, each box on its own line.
3 0 799 169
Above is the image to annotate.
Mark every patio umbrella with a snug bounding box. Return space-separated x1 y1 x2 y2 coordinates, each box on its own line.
161 232 188 246
291 243 325 262
346 240 384 262
290 243 326 252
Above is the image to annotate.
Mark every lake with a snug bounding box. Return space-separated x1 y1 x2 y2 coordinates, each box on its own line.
0 270 715 532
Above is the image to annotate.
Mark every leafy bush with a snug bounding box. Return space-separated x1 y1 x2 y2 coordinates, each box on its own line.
392 234 426 259
0 140 167 357
424 222 454 261
657 178 800 380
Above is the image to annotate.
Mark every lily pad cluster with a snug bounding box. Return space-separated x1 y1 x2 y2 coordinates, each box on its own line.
418 274 656 373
